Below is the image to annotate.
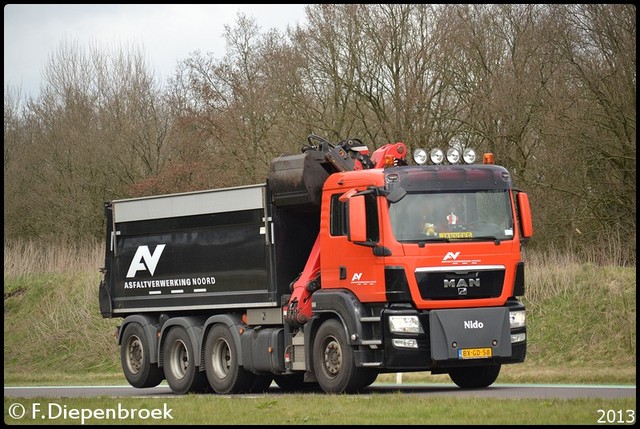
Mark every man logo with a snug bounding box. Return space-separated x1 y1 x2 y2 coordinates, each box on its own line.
443 251 460 261
126 244 166 278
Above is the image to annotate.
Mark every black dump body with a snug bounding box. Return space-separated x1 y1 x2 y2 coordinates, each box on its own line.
100 150 329 318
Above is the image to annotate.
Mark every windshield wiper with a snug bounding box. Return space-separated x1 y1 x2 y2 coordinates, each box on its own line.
414 238 451 247
467 236 502 245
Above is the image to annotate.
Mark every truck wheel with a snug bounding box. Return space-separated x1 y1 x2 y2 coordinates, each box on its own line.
204 324 254 394
162 326 208 394
448 364 501 389
120 323 164 388
313 319 363 394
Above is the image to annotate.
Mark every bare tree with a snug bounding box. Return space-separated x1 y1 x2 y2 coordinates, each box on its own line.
3 5 635 261
3 86 23 172
168 13 313 186
4 39 170 239
544 4 636 256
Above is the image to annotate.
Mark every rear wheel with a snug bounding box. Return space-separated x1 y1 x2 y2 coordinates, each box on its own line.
162 326 208 394
120 323 164 388
448 364 501 388
204 324 254 394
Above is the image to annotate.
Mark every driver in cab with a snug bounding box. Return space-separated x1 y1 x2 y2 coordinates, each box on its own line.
441 194 465 231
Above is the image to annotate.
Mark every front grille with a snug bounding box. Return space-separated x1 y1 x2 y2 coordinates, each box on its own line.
415 267 504 300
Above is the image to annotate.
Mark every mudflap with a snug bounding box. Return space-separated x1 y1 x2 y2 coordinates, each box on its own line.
98 279 112 317
429 307 511 361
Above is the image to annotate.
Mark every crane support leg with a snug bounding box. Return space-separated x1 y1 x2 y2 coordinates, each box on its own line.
285 234 321 327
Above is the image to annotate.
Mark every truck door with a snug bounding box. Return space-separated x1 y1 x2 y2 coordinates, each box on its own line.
321 192 387 303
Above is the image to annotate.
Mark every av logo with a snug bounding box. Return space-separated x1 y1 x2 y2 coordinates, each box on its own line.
443 251 461 261
126 244 166 278
350 272 376 286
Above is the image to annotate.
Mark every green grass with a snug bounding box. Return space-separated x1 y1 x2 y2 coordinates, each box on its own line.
4 272 121 378
4 396 637 425
4 243 636 386
3 242 637 424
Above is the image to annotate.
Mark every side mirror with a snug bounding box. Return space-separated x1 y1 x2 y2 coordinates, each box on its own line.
347 195 367 243
516 192 533 239
386 187 407 204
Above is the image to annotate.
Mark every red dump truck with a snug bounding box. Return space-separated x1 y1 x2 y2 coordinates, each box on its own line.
99 134 533 394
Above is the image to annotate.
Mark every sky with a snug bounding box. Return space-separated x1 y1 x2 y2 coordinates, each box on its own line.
4 4 309 99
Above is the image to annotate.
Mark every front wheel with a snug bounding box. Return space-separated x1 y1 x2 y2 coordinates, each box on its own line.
313 319 367 394
448 364 501 388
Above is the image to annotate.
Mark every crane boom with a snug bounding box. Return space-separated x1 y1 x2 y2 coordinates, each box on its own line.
285 139 407 326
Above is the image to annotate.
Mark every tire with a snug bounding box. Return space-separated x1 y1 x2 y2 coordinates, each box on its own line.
120 323 164 388
204 324 254 394
448 364 501 389
313 319 365 394
162 326 208 394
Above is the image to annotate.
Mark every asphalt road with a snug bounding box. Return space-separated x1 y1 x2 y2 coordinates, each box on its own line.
4 383 636 399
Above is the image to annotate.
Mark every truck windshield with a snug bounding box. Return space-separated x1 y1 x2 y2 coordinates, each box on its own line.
388 190 515 242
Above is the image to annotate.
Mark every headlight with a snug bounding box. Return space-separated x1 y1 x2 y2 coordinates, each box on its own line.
509 310 526 329
413 148 428 165
429 148 444 164
463 148 476 164
392 338 418 349
446 148 460 164
511 333 526 343
389 315 424 333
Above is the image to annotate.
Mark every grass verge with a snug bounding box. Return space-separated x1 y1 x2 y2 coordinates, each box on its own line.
4 396 636 425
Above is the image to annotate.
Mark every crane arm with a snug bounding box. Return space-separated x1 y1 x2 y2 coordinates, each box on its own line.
285 137 407 327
